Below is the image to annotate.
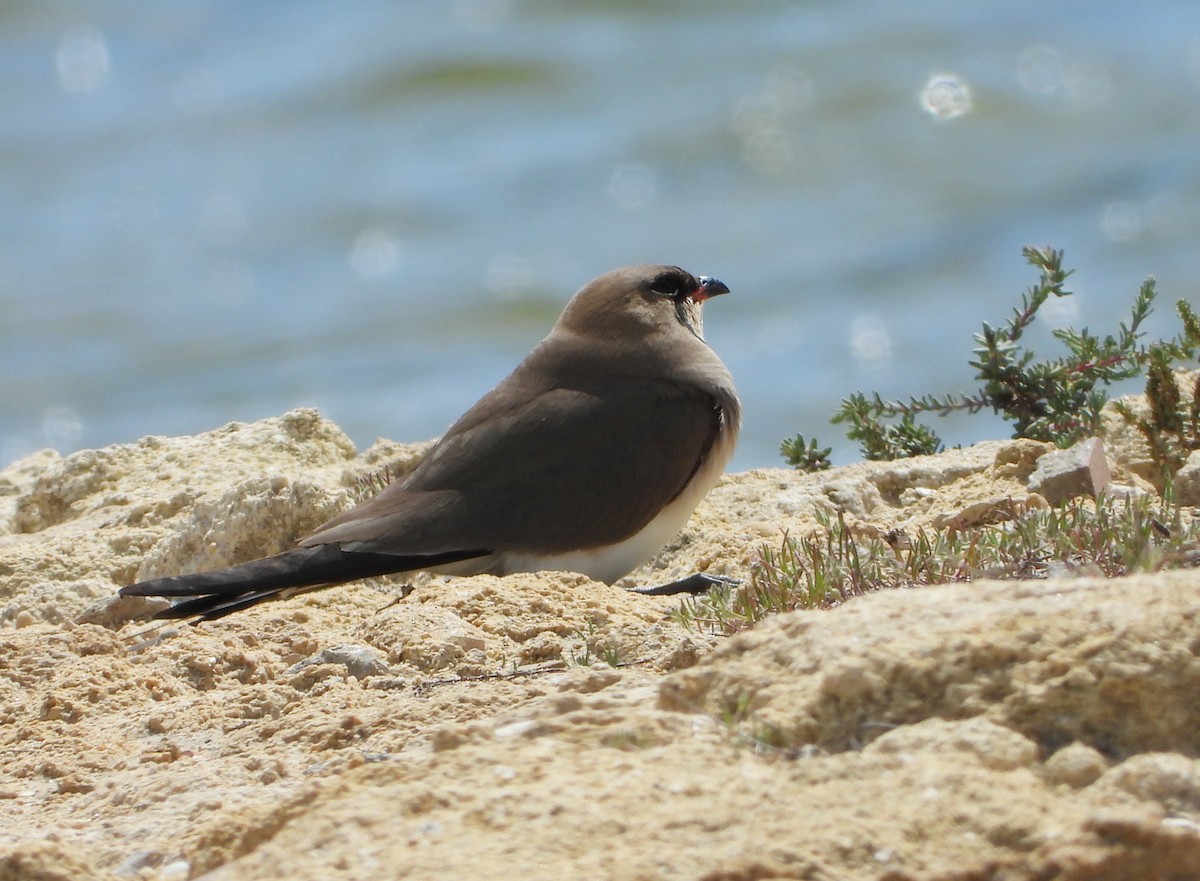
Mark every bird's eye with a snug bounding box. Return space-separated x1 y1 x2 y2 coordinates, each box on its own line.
649 273 684 297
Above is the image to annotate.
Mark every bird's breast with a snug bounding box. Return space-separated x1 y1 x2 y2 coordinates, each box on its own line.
494 411 736 584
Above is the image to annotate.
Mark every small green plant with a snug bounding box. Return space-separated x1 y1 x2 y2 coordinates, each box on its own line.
802 246 1200 462
601 729 652 750
718 690 756 727
598 639 623 668
1111 357 1200 483
568 621 624 668
780 434 833 472
569 631 594 667
831 407 943 461
353 464 393 502
675 495 1200 635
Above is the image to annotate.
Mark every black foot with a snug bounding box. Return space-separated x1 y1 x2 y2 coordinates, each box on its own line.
629 573 740 597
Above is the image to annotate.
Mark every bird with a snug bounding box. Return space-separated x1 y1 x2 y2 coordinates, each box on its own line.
120 264 741 621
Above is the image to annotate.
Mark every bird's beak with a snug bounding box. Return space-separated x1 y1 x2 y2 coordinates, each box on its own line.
692 276 730 301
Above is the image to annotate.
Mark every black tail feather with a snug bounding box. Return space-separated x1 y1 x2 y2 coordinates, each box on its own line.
149 587 313 621
120 544 487 622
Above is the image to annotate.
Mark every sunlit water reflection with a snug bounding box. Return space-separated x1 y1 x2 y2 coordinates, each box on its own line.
3 2 1199 471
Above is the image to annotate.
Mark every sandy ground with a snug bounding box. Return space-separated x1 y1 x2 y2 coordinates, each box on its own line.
2 408 1200 880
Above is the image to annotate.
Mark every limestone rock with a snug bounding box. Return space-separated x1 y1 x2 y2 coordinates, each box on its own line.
659 572 1200 757
1100 369 1200 491
1027 436 1111 505
0 409 356 625
1043 742 1110 788
1173 449 1200 507
287 644 390 681
3 412 1200 880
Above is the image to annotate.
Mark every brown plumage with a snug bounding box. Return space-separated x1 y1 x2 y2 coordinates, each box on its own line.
120 265 740 620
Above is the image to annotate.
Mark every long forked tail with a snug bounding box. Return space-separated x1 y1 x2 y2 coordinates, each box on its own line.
120 544 486 622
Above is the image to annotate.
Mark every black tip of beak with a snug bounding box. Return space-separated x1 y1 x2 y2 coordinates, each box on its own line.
696 276 730 299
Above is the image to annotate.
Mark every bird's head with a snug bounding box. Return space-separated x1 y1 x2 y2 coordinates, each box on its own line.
558 264 730 343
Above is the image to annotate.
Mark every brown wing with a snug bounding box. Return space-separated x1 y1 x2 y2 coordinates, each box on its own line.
302 377 723 556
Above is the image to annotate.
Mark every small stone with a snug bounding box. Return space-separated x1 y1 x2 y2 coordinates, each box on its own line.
114 850 167 875
1104 482 1149 501
993 438 1054 479
1094 753 1200 810
1041 742 1108 788
287 644 389 681
935 494 1047 531
865 717 1038 771
55 773 95 794
1027 436 1111 505
76 592 170 628
1172 449 1200 506
493 719 543 739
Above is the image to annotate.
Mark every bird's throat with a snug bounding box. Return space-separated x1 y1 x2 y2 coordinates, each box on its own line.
674 298 705 341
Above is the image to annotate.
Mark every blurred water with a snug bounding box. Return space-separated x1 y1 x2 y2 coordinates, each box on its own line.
3 0 1200 471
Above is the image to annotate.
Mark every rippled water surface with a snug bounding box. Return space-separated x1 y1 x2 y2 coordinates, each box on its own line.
4 1 1200 469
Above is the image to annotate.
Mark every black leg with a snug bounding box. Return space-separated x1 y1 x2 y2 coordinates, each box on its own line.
629 573 740 597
